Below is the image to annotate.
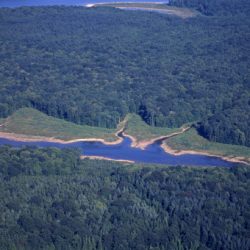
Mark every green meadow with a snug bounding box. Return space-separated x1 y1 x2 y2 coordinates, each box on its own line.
166 128 250 162
0 108 181 142
0 108 117 141
125 113 180 141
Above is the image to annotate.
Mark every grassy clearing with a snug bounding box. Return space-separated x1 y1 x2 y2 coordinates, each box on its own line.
0 108 117 141
94 3 199 18
0 109 181 142
166 128 250 161
125 113 180 141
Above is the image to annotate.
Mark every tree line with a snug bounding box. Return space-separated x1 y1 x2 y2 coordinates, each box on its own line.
0 5 249 145
0 146 249 249
168 0 250 16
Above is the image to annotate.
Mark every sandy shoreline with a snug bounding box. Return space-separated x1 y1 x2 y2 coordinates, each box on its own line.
161 143 249 165
86 2 167 7
126 126 190 149
0 115 127 145
122 128 249 165
80 155 134 163
86 2 196 18
0 128 123 146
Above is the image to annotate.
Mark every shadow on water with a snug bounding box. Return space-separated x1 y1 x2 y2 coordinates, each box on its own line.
0 132 235 167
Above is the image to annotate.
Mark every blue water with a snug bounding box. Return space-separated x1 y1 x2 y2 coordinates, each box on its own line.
0 134 234 167
0 0 169 8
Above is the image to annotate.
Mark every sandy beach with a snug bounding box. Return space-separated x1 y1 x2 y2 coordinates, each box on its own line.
161 143 249 165
125 126 190 149
0 128 123 146
80 155 134 163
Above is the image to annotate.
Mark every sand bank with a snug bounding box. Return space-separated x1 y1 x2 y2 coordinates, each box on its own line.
161 143 249 165
80 155 134 163
0 127 124 146
126 126 190 149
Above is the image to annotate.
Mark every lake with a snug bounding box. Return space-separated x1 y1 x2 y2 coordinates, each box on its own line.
0 133 235 167
0 0 169 8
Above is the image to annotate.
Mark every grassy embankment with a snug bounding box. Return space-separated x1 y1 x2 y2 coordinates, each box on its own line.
0 108 179 142
0 108 117 141
125 113 180 141
92 3 199 18
166 128 250 163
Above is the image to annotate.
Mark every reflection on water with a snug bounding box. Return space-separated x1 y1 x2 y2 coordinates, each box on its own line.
0 134 234 167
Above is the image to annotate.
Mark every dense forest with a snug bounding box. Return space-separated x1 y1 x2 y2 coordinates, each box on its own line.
0 146 249 250
0 3 249 249
0 3 249 146
169 0 250 16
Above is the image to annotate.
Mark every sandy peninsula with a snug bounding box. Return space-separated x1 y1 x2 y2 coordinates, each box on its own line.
80 155 134 163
